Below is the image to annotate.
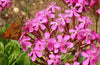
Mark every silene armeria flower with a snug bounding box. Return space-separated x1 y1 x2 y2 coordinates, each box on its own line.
0 0 12 11
81 43 100 65
47 53 62 65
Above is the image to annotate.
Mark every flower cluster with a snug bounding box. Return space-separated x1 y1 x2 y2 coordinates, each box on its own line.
0 0 12 11
19 1 100 65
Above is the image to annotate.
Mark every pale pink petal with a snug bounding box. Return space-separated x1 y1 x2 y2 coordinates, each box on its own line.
44 32 50 39
81 52 89 57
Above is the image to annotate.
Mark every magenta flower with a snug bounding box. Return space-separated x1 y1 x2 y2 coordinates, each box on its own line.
1 0 12 8
65 0 78 6
24 19 34 32
47 2 61 13
42 32 56 51
76 0 89 12
28 47 42 61
50 19 64 32
90 0 96 7
83 28 95 44
35 9 55 18
96 9 100 14
65 6 80 17
58 14 71 24
54 34 73 53
47 53 61 65
32 17 47 31
19 36 31 51
81 43 100 65
69 26 85 40
78 16 93 28
35 40 46 50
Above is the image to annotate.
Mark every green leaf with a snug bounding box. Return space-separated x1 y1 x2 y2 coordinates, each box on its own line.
0 52 8 65
0 42 4 53
28 2 34 8
12 52 30 65
61 53 70 60
78 55 86 63
4 40 20 65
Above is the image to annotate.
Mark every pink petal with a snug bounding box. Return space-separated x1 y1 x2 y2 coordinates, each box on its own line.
47 60 54 65
81 52 88 57
31 53 36 61
49 53 55 59
64 35 70 41
57 34 62 42
74 61 80 65
82 58 89 65
44 32 50 39
36 51 42 57
60 46 67 53
40 24 46 30
66 42 73 48
65 63 70 65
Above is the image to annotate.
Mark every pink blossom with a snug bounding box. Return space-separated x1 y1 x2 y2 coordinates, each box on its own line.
47 2 61 13
65 6 80 17
69 26 85 40
28 47 42 61
1 0 12 8
81 43 100 65
42 32 56 51
32 17 47 31
58 14 71 24
65 0 78 6
90 0 96 7
96 9 100 14
78 16 93 28
35 9 55 18
50 19 64 32
54 34 73 53
19 36 31 51
76 0 89 12
24 19 34 32
47 53 61 65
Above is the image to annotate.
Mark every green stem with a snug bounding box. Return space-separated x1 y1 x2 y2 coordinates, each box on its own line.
96 16 98 33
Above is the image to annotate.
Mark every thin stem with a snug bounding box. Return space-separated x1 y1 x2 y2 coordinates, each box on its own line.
72 14 75 29
96 16 98 33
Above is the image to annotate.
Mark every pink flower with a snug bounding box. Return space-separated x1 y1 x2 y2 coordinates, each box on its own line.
78 16 93 28
54 34 73 53
32 16 47 31
96 9 100 14
69 26 85 40
47 53 61 65
58 14 71 24
81 43 100 65
65 0 78 6
50 19 64 32
90 0 96 7
24 19 34 32
1 0 12 8
28 47 42 61
42 32 56 51
35 9 55 18
19 36 31 51
47 2 61 13
65 6 80 17
76 0 89 12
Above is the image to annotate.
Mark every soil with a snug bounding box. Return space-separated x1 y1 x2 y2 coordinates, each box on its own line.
0 0 100 64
